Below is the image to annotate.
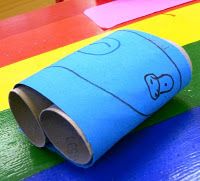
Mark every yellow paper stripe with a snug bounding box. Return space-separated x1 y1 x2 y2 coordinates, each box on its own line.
123 2 200 45
0 3 200 111
0 33 110 111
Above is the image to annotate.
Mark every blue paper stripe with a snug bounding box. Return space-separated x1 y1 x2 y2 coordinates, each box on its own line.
25 107 200 181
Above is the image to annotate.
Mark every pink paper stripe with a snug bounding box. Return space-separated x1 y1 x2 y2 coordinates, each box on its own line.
84 0 193 29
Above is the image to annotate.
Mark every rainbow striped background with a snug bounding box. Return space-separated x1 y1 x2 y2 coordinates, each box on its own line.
0 1 200 180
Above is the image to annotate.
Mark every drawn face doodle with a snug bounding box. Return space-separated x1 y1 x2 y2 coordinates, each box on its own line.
145 73 174 100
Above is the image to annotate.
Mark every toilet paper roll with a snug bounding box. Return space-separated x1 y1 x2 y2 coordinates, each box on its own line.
9 30 192 167
9 85 52 147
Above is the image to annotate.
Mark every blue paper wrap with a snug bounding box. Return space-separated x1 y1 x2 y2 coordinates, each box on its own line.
14 30 191 167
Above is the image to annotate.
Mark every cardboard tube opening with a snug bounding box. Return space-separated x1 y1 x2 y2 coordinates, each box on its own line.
9 86 51 147
40 106 92 165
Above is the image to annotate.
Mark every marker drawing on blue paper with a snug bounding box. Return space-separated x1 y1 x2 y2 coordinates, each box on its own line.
9 30 192 167
145 73 174 100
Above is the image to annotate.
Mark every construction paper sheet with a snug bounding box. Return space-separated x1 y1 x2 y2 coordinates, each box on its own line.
84 0 193 29
25 107 200 181
9 30 192 167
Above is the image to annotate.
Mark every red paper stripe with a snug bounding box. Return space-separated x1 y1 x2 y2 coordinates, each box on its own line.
0 14 103 67
0 0 111 40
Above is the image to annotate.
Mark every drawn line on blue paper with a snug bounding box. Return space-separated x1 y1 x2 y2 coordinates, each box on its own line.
119 30 182 91
45 65 149 117
77 37 121 55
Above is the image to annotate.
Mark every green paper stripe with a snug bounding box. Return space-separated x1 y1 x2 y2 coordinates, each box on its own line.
136 40 200 130
0 109 63 181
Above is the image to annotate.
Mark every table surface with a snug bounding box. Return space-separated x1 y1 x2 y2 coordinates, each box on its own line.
0 0 200 180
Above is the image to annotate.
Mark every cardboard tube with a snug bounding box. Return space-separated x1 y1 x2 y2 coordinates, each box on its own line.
40 106 92 165
9 85 52 147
